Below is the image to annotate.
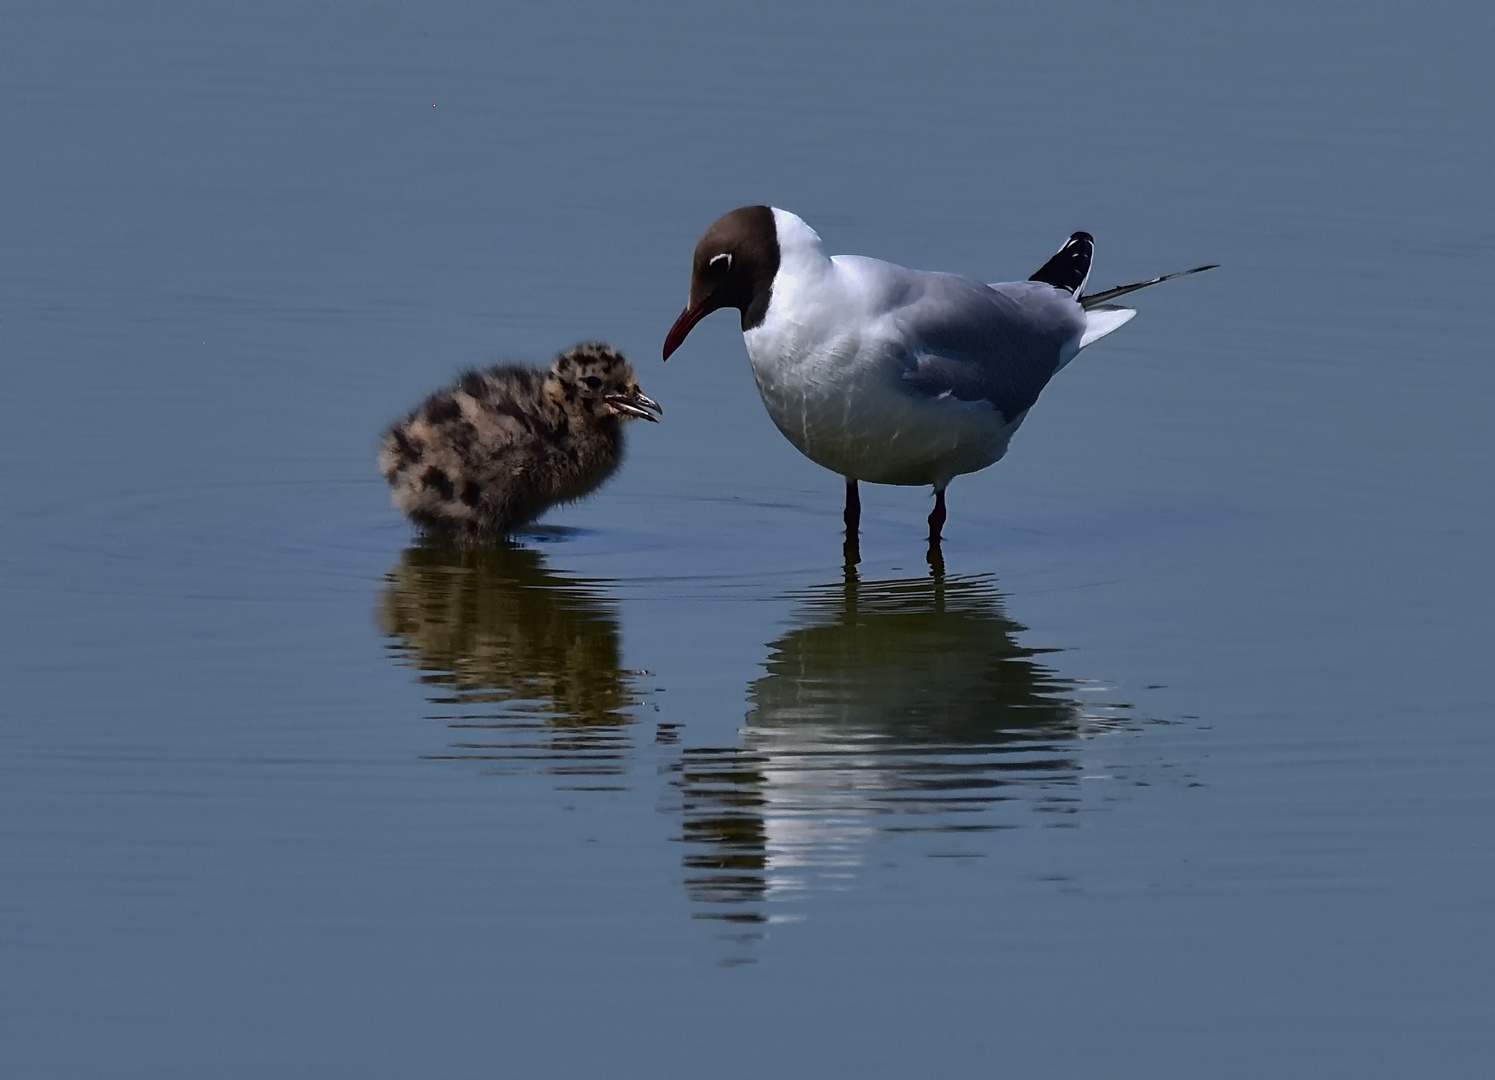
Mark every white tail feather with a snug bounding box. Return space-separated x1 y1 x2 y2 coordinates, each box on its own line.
1079 305 1136 349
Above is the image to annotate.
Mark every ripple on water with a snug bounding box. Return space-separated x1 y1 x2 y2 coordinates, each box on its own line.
10 477 397 603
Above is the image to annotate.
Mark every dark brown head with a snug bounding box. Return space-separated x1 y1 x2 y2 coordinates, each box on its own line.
550 343 662 423
662 205 781 359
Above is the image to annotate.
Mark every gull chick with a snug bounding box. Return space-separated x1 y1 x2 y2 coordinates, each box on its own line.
663 206 1213 557
379 342 660 544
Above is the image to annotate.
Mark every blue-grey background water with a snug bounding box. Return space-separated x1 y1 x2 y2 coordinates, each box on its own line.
3 1 1492 1076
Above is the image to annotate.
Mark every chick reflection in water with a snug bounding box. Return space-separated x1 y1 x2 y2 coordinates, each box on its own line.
379 543 638 782
679 572 1131 918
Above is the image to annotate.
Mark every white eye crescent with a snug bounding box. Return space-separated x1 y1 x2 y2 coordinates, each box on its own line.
709 252 732 271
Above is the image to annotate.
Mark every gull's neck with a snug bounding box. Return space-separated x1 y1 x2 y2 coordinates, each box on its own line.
763 207 842 325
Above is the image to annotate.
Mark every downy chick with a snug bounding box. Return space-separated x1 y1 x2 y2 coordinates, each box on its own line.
379 342 661 543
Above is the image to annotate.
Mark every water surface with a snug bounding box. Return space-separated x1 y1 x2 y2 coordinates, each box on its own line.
3 2 1493 1076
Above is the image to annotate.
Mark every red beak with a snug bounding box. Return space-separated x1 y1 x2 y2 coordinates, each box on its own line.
662 303 710 360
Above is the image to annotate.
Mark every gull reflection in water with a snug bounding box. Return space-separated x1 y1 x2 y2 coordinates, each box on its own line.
676 571 1133 923
379 542 640 786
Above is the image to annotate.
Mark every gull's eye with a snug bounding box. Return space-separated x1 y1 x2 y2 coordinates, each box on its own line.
583 375 603 390
709 252 732 272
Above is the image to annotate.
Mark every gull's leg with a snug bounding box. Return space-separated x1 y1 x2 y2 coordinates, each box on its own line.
926 540 945 577
927 488 947 545
843 478 861 567
926 487 946 575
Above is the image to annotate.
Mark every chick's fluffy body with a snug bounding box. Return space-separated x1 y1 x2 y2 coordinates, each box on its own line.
379 343 652 543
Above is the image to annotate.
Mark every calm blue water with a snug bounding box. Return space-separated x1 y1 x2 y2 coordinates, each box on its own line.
3 2 1493 1076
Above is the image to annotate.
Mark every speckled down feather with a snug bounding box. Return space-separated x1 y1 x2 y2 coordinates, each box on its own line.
378 343 660 544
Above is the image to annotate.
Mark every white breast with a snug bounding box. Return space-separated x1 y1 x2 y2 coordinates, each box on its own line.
743 257 1022 489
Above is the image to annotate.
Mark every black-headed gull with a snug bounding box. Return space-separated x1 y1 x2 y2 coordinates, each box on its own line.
663 206 1213 560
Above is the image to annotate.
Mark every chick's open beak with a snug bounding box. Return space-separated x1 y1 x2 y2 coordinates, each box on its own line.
606 389 663 422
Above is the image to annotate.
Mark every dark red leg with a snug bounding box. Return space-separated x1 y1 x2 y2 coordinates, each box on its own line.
927 488 947 544
843 478 861 566
926 488 946 574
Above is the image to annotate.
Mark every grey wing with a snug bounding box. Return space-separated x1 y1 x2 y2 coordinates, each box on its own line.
895 274 1085 422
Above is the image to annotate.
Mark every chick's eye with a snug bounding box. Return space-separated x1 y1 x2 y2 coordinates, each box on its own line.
709 252 732 272
583 376 603 390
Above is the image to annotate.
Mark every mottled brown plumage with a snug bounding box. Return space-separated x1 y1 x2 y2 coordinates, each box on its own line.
378 342 660 543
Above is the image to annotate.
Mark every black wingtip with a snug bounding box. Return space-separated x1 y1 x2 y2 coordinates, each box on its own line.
1029 232 1094 294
